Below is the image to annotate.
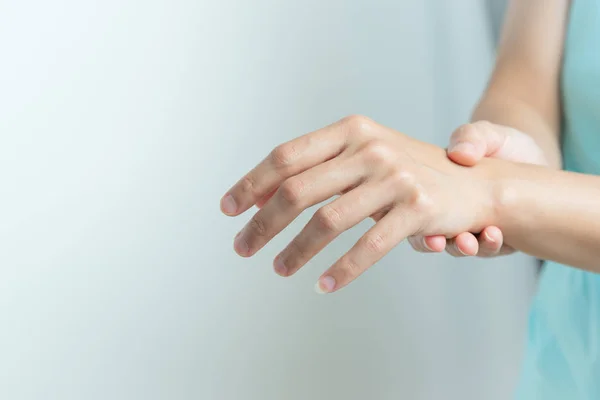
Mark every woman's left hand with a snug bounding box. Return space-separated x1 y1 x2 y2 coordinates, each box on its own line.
414 121 549 258
220 116 496 293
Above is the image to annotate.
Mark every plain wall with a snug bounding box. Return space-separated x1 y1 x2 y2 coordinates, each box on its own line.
0 1 536 399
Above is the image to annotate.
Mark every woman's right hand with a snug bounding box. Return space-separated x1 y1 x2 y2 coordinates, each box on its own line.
410 121 549 258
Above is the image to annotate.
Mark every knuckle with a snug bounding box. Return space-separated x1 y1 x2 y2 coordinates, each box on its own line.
271 142 298 168
287 238 307 264
279 178 304 206
390 168 416 187
361 140 395 164
452 123 481 143
248 215 268 237
342 114 375 136
401 183 433 215
363 233 387 254
412 191 434 213
388 169 431 211
342 256 362 277
240 175 257 195
314 205 343 233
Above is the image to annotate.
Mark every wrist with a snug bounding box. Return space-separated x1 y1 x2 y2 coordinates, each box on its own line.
476 157 544 240
471 157 522 232
490 175 520 234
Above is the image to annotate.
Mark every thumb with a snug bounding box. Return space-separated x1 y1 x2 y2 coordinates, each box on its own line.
447 121 508 166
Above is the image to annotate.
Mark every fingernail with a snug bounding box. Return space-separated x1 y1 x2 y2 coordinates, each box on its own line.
449 142 475 155
455 242 468 256
314 276 336 294
274 256 288 276
422 238 432 252
234 231 249 255
221 194 237 214
484 231 496 243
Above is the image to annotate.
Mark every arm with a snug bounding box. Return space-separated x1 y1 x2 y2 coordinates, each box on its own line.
480 158 600 272
481 1 598 269
220 112 600 294
424 0 571 258
462 0 570 169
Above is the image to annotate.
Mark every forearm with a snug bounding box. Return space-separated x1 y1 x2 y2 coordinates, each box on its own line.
484 159 600 272
470 0 569 170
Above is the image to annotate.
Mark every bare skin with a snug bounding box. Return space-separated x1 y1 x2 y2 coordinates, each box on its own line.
220 0 600 294
222 115 499 293
418 0 570 258
220 114 600 294
413 122 549 258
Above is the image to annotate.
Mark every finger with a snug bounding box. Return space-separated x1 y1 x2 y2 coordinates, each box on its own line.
220 121 350 216
447 121 507 166
423 235 447 252
455 232 480 256
476 226 504 257
315 207 419 294
234 156 365 257
274 181 395 276
446 232 479 257
256 188 277 209
408 235 446 253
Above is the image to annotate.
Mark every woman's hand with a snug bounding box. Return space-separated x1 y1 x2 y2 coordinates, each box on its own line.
413 121 549 258
220 116 496 293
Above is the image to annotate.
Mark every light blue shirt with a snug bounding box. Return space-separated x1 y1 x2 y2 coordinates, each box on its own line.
516 1 600 398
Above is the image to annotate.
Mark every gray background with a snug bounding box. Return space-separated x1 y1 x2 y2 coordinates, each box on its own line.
0 0 536 399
